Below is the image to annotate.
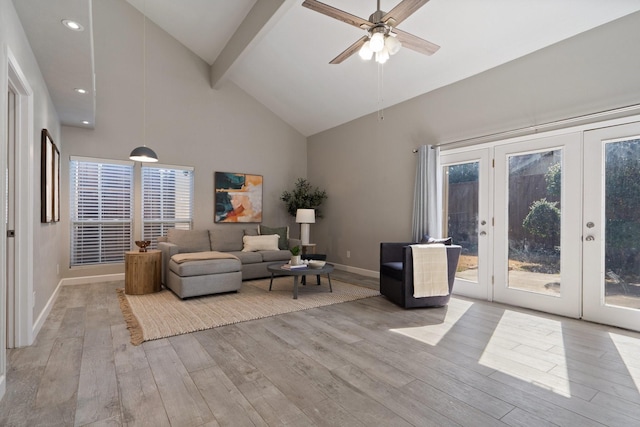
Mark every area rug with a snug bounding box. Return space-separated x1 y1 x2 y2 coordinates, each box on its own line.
117 277 379 345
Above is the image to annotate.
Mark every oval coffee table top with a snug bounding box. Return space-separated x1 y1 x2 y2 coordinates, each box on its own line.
267 262 334 276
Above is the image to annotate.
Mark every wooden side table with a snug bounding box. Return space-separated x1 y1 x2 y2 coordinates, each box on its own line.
125 249 162 295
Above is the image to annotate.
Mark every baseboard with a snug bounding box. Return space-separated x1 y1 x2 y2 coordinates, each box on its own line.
61 273 124 286
332 263 379 278
32 279 63 340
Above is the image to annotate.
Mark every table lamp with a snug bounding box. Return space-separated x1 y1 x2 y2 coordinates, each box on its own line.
296 209 315 245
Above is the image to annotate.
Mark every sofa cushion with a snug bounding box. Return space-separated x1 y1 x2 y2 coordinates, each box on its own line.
260 250 291 262
169 257 241 277
244 227 259 236
259 225 289 250
380 262 404 281
242 235 279 252
167 229 211 253
209 228 244 252
227 251 263 264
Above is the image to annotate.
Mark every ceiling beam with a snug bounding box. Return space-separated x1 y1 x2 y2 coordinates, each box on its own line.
210 0 296 89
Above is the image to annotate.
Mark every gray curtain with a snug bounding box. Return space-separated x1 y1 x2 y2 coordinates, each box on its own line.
412 144 442 242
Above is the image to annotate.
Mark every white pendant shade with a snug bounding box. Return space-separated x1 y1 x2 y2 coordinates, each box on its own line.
385 36 402 55
369 32 385 53
359 41 373 60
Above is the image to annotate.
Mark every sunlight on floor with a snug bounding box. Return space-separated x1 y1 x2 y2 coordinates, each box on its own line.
477 310 572 398
389 298 474 346
608 332 640 392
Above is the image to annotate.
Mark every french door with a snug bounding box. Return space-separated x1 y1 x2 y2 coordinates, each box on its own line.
493 134 582 318
583 122 640 331
441 149 491 300
443 122 640 331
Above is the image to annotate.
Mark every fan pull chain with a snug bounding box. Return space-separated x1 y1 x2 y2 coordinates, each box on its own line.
377 63 384 121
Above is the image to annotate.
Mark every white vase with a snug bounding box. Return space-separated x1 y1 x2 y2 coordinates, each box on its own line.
291 255 301 266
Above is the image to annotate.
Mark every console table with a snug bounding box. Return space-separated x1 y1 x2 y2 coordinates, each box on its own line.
125 249 162 295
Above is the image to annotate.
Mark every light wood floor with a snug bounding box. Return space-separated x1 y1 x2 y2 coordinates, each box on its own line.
2 272 640 426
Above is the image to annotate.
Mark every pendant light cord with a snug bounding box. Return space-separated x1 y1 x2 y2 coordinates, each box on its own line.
377 63 384 121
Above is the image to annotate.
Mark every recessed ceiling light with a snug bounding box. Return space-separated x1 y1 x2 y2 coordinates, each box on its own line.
62 19 84 31
74 88 87 94
81 121 90 125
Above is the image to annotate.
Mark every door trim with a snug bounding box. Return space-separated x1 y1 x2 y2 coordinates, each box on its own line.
6 48 35 349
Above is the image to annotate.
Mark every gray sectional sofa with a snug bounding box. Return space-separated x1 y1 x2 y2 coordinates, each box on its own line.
158 227 298 298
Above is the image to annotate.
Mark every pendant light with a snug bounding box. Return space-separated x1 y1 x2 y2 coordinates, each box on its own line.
129 0 158 163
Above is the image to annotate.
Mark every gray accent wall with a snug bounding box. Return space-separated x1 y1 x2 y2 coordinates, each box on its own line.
307 11 640 274
61 0 307 279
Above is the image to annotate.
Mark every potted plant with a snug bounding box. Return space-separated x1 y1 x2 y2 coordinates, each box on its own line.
290 245 302 266
280 178 327 218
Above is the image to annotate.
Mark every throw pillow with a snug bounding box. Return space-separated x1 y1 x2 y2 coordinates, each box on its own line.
242 234 280 252
167 229 211 253
420 234 453 245
259 225 289 250
209 228 244 252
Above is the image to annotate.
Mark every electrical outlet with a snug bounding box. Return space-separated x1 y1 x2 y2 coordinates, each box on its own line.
346 250 351 258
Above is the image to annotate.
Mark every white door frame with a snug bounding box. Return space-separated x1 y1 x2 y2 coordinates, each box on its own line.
5 48 35 350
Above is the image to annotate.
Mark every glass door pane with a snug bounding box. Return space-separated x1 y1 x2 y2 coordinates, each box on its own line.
603 138 640 309
445 162 479 283
507 149 562 296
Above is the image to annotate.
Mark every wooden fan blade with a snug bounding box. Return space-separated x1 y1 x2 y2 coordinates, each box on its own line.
383 0 431 26
394 28 440 55
302 0 372 29
329 36 368 64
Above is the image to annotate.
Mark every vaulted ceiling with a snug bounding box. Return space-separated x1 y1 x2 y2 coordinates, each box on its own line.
13 0 640 136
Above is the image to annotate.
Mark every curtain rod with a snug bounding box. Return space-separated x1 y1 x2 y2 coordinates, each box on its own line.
414 103 640 152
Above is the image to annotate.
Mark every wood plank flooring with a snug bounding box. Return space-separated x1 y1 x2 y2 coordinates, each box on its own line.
1 272 640 426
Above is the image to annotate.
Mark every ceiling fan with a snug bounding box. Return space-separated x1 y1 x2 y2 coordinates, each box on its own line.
302 0 439 64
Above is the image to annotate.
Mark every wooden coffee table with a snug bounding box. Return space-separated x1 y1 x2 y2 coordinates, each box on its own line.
267 263 334 299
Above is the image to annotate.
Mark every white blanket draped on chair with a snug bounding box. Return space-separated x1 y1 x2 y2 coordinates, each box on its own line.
410 244 449 297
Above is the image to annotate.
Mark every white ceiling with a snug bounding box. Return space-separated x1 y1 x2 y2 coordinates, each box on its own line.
13 0 640 136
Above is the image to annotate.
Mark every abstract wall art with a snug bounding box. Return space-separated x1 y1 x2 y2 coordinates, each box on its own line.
214 172 263 223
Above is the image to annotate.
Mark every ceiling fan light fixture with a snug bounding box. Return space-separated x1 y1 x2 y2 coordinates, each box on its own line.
385 35 402 55
359 41 373 60
369 31 385 53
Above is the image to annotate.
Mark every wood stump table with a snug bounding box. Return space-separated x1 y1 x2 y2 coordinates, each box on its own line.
125 249 162 295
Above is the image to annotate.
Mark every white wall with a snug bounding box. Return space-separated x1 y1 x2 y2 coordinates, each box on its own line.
1 0 63 327
308 11 640 273
61 0 307 278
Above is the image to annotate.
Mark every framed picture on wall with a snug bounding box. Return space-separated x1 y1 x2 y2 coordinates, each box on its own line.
41 129 60 223
214 172 263 223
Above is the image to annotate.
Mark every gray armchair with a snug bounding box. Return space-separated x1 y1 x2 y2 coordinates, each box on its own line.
380 242 461 308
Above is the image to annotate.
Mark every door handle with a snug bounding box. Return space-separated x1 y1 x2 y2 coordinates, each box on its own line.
480 231 487 236
586 222 595 228
585 235 595 241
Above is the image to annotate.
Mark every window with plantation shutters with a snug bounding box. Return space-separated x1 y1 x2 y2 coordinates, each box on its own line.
142 164 194 248
70 157 134 266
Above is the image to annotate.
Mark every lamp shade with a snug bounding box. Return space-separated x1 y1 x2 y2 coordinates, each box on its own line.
295 208 315 224
129 146 158 162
